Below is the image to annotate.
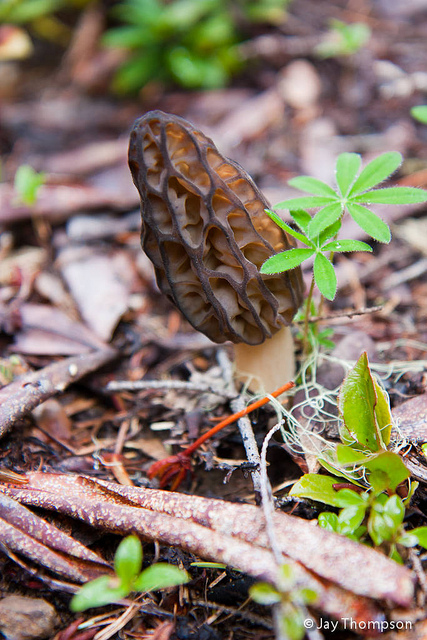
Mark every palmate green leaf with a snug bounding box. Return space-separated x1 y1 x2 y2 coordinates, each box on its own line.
307 202 342 239
289 473 344 507
349 151 402 195
265 209 310 245
335 153 361 196
346 203 391 243
134 563 189 592
354 186 427 205
318 219 341 245
313 253 337 300
289 209 312 234
322 239 372 253
260 248 314 274
337 352 379 452
275 196 333 210
288 176 338 198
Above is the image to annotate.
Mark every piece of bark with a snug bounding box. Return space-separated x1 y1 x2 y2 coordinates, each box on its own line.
0 595 59 640
0 347 116 438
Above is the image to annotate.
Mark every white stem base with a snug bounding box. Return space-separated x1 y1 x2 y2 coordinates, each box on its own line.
233 325 295 395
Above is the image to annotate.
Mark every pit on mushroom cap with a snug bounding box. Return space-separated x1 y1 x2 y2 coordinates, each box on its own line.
129 110 304 393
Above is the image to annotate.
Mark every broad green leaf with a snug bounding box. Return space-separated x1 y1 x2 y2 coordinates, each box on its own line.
373 379 393 446
338 504 366 534
318 512 339 531
334 488 366 507
364 451 410 491
383 494 405 530
322 239 372 253
280 608 306 640
265 209 311 245
346 203 391 243
114 536 142 588
288 176 338 198
308 202 342 239
397 532 419 548
368 509 394 546
249 582 281 605
260 248 314 274
404 526 427 548
411 105 427 124
354 186 427 205
70 576 128 612
289 209 312 234
313 252 337 300
289 473 343 507
369 469 390 495
318 454 365 486
275 196 333 210
337 352 379 451
134 563 189 592
335 443 369 466
349 152 402 195
335 153 361 196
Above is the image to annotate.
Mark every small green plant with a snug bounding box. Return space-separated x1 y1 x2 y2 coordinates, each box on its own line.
315 19 371 58
411 105 427 125
260 151 427 352
70 535 189 612
102 0 291 93
289 353 427 562
14 165 46 206
250 564 317 640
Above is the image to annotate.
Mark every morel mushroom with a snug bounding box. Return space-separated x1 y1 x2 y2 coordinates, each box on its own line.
129 110 304 393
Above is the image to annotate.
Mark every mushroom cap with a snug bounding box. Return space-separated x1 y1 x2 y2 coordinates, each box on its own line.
129 110 304 345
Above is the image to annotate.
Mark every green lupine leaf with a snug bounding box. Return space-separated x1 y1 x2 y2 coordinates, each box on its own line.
322 239 373 253
288 176 338 198
318 219 341 245
289 209 312 234
260 248 314 274
335 153 361 196
134 563 189 592
337 352 379 451
275 196 333 210
265 209 311 245
349 152 402 195
354 186 427 205
308 202 342 239
411 105 427 124
289 473 343 507
313 252 337 300
346 203 391 243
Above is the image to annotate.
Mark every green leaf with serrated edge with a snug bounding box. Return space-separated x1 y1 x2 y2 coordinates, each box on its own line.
354 186 427 205
260 248 314 274
364 451 410 491
134 563 189 592
322 239 372 253
349 152 402 195
318 512 339 532
308 202 342 239
411 105 427 124
288 176 338 198
335 153 361 196
249 582 281 605
346 203 391 243
289 209 312 233
70 576 128 612
265 209 311 245
383 494 405 529
289 473 343 507
401 527 427 548
373 379 393 446
337 352 379 451
335 444 369 466
318 219 341 245
275 196 333 210
313 252 337 300
114 535 142 588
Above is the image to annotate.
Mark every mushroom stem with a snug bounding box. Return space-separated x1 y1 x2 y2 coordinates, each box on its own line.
233 325 296 394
